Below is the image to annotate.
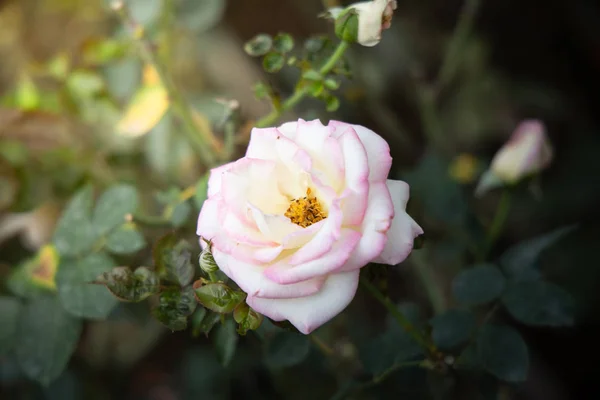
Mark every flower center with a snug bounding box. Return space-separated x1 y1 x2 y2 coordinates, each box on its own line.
284 188 327 228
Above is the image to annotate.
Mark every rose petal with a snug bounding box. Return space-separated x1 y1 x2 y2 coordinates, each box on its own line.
207 162 235 198
246 270 360 334
329 121 392 183
212 249 325 299
337 181 394 271
196 198 225 239
264 228 361 284
374 180 423 265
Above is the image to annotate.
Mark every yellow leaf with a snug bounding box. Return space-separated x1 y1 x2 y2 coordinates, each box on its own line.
30 245 59 290
117 83 169 137
143 64 162 86
15 74 40 111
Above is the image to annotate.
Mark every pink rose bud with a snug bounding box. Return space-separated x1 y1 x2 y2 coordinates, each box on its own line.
490 120 553 183
196 119 423 334
476 120 553 196
329 0 397 47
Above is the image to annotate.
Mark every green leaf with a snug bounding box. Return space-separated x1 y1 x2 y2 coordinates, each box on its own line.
169 200 192 227
16 296 83 386
52 185 95 257
152 286 197 331
233 302 264 335
273 33 294 53
306 80 325 97
244 34 273 56
477 324 529 382
176 0 226 33
403 152 469 227
0 297 21 355
194 173 209 210
105 223 146 255
262 52 285 73
430 309 476 350
93 266 160 302
500 225 577 281
325 94 340 112
194 283 245 314
153 233 195 286
214 318 238 367
192 309 222 337
324 78 340 90
302 69 322 81
452 264 506 306
501 281 575 327
264 331 310 368
57 252 119 319
253 82 271 100
92 184 138 237
7 245 59 298
359 328 423 375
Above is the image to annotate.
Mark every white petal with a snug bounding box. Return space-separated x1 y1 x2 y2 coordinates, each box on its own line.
246 270 360 334
374 180 423 265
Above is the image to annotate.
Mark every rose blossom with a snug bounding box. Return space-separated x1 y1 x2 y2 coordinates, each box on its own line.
329 0 398 47
197 119 423 334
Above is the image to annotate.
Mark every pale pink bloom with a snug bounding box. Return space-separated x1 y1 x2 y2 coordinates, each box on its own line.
197 119 422 334
490 120 553 184
329 0 398 47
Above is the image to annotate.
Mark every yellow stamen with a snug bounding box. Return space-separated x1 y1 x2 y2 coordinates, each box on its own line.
285 188 327 228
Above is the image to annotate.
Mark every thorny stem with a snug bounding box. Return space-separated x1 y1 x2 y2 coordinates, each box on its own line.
360 277 436 354
255 40 350 128
113 2 218 167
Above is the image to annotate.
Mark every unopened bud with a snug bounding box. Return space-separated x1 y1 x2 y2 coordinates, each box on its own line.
328 0 397 47
199 240 219 273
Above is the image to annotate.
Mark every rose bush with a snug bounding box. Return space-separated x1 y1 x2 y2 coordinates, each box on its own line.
196 119 423 334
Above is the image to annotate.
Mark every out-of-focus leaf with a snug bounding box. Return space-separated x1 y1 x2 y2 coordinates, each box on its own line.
126 0 163 26
82 38 128 66
325 94 340 112
94 266 160 302
244 34 273 56
117 81 169 138
452 264 506 306
16 296 83 386
403 152 469 227
194 283 245 314
194 173 209 210
430 309 476 350
502 281 575 327
500 225 578 281
477 324 529 382
169 201 192 227
103 58 141 100
214 318 238 367
264 331 310 369
52 185 95 257
273 33 294 53
359 327 423 376
0 297 21 355
66 70 104 100
15 74 40 111
233 302 264 336
262 52 285 73
7 245 59 298
57 252 119 319
153 233 195 286
192 309 222 337
105 223 146 255
152 286 197 331
92 184 138 237
47 53 70 80
176 0 226 33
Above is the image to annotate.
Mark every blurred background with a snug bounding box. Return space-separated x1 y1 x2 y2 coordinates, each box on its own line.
1 0 600 399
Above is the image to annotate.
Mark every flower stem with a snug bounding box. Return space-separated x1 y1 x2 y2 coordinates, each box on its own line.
437 0 482 88
359 277 435 353
479 189 512 262
410 250 446 314
310 334 335 356
113 3 218 167
255 40 350 128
